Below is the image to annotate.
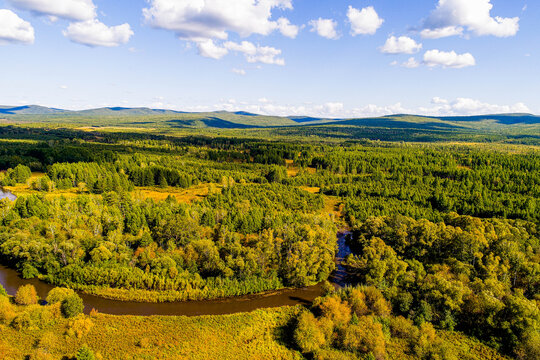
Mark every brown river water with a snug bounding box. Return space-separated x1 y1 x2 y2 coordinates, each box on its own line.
0 232 352 317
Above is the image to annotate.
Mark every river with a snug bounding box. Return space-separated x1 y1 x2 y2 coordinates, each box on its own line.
0 232 352 317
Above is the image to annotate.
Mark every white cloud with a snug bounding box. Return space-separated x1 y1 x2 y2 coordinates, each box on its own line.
0 9 34 45
8 0 96 21
423 50 476 68
197 39 228 59
449 98 530 115
422 0 519 38
232 68 246 75
380 36 422 54
225 41 285 65
277 17 299 38
423 97 530 115
64 19 133 47
431 97 448 105
420 26 463 39
347 6 384 36
309 18 340 40
83 97 530 119
143 0 294 41
402 57 420 68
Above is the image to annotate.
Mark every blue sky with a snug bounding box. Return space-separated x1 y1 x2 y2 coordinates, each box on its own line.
0 0 537 117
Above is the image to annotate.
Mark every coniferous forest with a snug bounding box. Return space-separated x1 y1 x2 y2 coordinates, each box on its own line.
0 122 538 360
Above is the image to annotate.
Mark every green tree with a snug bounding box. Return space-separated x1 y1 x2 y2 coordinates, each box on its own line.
61 293 84 318
0 283 7 297
76 344 96 360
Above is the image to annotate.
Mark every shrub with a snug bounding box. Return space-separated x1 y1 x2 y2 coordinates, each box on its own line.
389 316 418 342
76 344 96 360
341 316 386 360
0 296 16 324
294 311 327 353
0 283 7 297
15 284 38 305
66 316 94 339
363 287 391 317
61 293 84 318
46 287 76 305
318 295 352 327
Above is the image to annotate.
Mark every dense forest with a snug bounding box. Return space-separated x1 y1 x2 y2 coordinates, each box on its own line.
0 125 538 359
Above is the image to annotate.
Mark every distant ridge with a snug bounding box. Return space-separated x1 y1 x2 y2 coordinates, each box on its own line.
0 105 538 129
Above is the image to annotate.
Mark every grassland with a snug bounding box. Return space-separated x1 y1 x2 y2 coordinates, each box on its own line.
0 304 509 360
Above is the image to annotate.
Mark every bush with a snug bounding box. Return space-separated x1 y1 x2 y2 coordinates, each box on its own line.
0 283 7 297
76 344 96 360
317 295 352 327
294 311 327 353
389 316 418 342
46 287 76 305
15 284 38 305
341 316 386 360
0 296 16 324
61 293 84 318
27 304 58 329
66 316 94 339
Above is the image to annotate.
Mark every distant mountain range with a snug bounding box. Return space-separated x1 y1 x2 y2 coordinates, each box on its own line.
0 105 539 129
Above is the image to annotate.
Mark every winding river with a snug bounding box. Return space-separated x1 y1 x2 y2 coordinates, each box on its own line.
0 232 352 317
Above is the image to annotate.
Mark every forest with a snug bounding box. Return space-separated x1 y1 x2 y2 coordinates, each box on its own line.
0 124 538 359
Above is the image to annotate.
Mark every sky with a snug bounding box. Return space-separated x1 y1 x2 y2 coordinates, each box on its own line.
0 0 538 118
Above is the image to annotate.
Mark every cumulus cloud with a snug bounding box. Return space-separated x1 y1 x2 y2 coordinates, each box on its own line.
420 26 464 39
156 97 531 118
347 6 384 36
197 39 229 59
277 17 299 38
422 0 519 38
64 19 133 47
0 9 34 45
402 57 420 68
380 36 422 54
8 0 96 21
422 97 530 115
196 39 285 65
143 0 295 41
423 50 475 68
225 41 285 65
309 18 339 40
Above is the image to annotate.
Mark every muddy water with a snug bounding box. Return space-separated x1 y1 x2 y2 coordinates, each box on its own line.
0 232 352 317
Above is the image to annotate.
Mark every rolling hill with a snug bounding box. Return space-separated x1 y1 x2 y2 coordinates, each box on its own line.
0 105 539 145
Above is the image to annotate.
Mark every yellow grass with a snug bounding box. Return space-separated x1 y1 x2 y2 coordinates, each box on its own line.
0 307 304 360
285 160 316 177
0 304 508 360
299 186 320 194
3 172 81 199
134 184 218 203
